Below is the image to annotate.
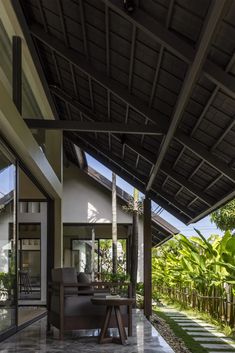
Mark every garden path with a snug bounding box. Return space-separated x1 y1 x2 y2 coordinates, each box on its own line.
162 307 235 353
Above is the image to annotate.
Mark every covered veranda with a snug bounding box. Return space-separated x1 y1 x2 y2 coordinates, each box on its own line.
0 0 235 351
15 0 235 317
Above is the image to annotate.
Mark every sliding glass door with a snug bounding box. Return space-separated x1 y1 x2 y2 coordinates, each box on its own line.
0 144 17 335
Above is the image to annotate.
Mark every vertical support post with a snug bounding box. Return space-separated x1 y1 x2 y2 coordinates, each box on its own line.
144 196 152 318
112 172 117 274
45 131 63 267
45 130 63 181
12 36 22 114
12 35 22 327
54 197 63 267
91 227 95 281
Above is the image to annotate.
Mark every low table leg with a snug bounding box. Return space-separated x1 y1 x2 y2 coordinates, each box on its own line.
99 306 112 344
114 306 127 344
128 304 132 336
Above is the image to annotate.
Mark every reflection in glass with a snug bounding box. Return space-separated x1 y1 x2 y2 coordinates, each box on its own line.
72 240 98 274
19 225 41 300
0 146 16 334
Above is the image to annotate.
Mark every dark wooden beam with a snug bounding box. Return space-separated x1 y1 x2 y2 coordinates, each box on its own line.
175 131 235 184
161 165 215 207
104 0 194 63
104 1 235 101
12 36 22 114
51 86 226 211
12 0 59 120
151 187 195 219
50 85 167 135
29 23 168 131
25 119 164 135
52 81 235 191
144 197 152 318
146 0 228 191
188 189 235 225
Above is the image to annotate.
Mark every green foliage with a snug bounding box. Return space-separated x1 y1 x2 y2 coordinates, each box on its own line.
0 272 15 293
99 239 126 274
152 230 235 308
136 282 144 295
101 272 130 282
211 199 235 231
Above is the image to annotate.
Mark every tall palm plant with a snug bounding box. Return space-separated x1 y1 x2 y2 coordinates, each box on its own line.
112 172 117 274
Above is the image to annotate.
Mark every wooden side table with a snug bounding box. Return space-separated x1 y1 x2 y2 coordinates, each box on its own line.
91 297 134 345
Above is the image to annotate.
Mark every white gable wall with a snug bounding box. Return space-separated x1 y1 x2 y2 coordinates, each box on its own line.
63 165 132 224
62 164 144 282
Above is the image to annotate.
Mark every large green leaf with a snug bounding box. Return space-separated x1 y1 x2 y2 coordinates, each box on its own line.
194 228 215 256
226 237 235 255
216 261 235 272
219 231 232 254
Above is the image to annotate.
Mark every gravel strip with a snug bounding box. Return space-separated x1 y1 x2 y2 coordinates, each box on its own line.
151 312 192 353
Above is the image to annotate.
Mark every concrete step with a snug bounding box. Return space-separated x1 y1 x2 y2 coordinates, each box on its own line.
201 343 235 350
187 332 226 337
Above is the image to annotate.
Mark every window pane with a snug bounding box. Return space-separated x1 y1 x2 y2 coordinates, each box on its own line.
0 146 16 333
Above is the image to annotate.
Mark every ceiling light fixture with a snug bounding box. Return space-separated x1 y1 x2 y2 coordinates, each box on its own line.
123 0 135 13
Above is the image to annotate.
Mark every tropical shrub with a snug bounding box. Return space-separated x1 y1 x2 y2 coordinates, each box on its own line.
152 230 235 325
211 199 235 231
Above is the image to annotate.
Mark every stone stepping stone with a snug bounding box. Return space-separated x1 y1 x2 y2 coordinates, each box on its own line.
187 332 226 337
177 322 214 327
173 319 202 322
174 318 211 323
202 343 235 349
164 310 184 313
193 337 234 343
165 312 186 317
166 315 188 317
182 327 217 331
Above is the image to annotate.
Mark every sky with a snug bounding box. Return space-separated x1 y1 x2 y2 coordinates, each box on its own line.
86 153 223 238
0 165 15 196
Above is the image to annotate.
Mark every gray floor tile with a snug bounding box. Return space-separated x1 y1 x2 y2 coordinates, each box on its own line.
0 309 176 353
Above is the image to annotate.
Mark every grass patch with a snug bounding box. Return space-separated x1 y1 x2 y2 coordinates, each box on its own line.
160 298 234 337
153 307 210 353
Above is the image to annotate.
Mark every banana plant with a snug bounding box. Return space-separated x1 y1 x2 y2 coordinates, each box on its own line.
152 230 235 325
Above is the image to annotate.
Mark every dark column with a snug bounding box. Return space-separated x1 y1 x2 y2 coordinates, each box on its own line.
12 35 22 328
12 36 22 114
144 196 152 318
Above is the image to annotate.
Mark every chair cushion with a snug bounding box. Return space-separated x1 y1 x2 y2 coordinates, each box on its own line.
51 294 128 317
52 267 78 295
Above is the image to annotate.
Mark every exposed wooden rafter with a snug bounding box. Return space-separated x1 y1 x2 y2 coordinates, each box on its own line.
49 85 235 204
29 23 169 132
146 0 229 191
25 119 164 135
103 0 235 100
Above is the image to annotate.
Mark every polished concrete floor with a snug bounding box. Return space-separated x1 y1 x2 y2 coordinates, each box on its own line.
18 306 47 325
0 310 175 353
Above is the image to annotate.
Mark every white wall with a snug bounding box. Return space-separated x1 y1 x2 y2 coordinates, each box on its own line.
63 165 132 224
62 164 144 282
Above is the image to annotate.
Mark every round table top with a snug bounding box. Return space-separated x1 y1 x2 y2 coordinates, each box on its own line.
91 297 134 306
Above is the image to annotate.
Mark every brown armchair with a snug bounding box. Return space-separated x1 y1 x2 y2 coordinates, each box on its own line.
47 268 133 339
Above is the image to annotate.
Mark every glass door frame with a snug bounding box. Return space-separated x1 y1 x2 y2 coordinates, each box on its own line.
0 135 55 341
0 138 18 341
